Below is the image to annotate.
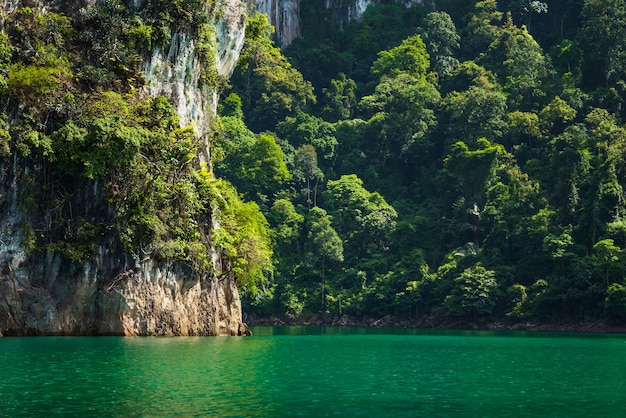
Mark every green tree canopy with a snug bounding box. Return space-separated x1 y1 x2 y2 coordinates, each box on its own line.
444 264 499 318
234 13 315 131
418 11 461 77
324 174 398 256
371 35 431 81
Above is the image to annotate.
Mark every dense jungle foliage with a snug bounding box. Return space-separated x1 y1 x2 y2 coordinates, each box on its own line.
222 0 626 324
0 1 271 291
4 0 626 325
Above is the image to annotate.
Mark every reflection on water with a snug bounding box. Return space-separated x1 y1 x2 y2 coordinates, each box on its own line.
1 328 626 417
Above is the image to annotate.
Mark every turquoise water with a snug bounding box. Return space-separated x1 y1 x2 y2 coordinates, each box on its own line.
1 327 626 417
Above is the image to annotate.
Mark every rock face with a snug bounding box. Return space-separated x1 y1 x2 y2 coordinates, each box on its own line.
0 0 249 336
143 0 247 165
249 0 302 47
250 0 431 47
0 243 242 336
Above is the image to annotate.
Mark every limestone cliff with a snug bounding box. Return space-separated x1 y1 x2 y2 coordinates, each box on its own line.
250 0 432 47
143 0 247 165
0 0 250 336
249 0 302 48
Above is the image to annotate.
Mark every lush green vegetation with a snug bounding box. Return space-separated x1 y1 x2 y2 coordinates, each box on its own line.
4 0 626 325
220 0 626 324
0 1 269 292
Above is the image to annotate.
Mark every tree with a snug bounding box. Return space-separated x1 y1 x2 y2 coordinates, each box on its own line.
240 134 292 201
444 264 499 319
213 116 290 203
510 0 548 29
360 73 439 166
267 198 305 277
212 115 256 177
305 207 344 312
571 109 626 245
207 178 274 294
293 144 323 208
276 112 338 162
443 138 505 218
504 110 541 151
441 60 497 94
441 86 508 145
579 0 626 90
268 198 304 246
538 96 577 135
479 16 553 110
320 73 357 122
284 42 355 91
535 124 589 222
233 13 315 131
463 0 504 59
542 230 576 277
219 93 244 119
605 283 626 323
593 239 621 289
418 11 460 77
324 174 397 257
341 2 425 71
371 35 431 81
332 118 370 179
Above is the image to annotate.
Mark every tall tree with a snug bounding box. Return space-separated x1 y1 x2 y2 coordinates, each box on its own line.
441 86 508 145
240 134 292 201
305 207 344 312
360 73 440 166
593 239 622 289
510 0 548 29
324 174 397 258
418 11 461 77
320 73 357 122
293 144 323 208
463 0 504 59
479 15 553 111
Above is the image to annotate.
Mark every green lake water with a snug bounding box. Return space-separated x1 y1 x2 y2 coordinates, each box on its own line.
1 327 626 417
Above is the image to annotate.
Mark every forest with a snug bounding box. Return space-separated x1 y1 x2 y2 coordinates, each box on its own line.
222 0 626 325
2 0 626 327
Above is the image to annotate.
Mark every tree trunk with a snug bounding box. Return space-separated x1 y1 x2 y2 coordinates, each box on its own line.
321 254 325 312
